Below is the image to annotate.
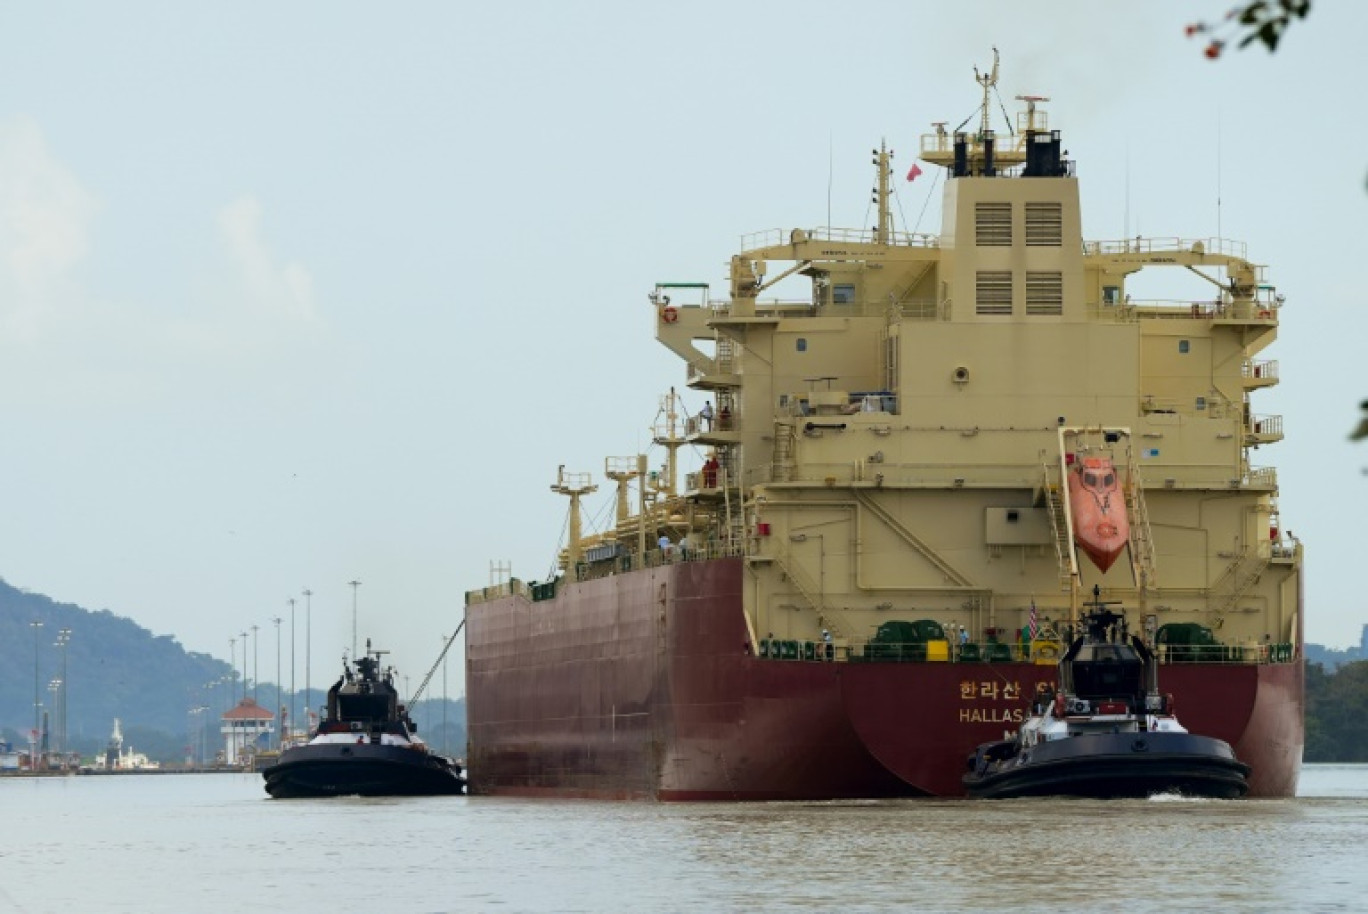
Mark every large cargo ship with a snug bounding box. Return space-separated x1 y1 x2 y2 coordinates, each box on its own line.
465 61 1303 800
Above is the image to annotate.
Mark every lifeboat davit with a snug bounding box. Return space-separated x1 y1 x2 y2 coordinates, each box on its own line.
1068 456 1129 572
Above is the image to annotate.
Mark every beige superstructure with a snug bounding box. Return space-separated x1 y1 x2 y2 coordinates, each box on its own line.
625 88 1299 663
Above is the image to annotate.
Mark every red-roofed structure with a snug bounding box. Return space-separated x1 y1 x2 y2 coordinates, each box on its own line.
221 698 275 767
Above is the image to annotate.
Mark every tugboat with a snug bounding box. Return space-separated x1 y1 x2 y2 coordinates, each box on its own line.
963 588 1251 799
262 641 465 798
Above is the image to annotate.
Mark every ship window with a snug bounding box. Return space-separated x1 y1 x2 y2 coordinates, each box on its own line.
1178 340 1190 354
832 283 856 304
1025 202 1063 246
1196 396 1206 411
975 202 1012 246
1103 473 1115 487
1026 271 1063 315
1084 472 1098 486
1103 285 1120 305
796 338 807 352
975 271 1013 315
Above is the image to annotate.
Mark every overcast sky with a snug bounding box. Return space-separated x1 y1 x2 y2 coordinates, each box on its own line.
0 2 1362 698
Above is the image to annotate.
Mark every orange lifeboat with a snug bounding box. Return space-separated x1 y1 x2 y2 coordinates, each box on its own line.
1067 456 1129 573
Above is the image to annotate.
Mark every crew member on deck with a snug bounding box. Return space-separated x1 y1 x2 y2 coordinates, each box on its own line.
702 454 719 488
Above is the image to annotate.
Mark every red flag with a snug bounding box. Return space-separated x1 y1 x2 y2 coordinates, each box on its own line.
906 162 924 182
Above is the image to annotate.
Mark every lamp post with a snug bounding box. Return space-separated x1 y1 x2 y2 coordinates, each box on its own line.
55 628 71 759
189 706 208 767
30 620 43 767
271 617 282 749
302 588 312 734
229 636 238 707
47 679 60 762
250 624 259 706
239 632 248 703
348 580 362 660
288 597 296 743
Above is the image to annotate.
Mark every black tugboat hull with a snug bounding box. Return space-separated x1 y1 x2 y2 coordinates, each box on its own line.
263 744 466 799
963 731 1250 800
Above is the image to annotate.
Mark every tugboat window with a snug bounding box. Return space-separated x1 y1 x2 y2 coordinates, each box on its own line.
1178 340 1190 354
796 338 808 352
833 284 855 304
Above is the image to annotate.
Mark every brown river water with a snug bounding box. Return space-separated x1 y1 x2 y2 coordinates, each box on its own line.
2 765 1365 913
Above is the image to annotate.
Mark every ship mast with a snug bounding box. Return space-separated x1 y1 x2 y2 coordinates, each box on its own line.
874 141 893 244
604 457 641 527
975 46 999 139
551 465 597 571
651 388 686 497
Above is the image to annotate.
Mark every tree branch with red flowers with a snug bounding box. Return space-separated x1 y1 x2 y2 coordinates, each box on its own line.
1187 0 1311 59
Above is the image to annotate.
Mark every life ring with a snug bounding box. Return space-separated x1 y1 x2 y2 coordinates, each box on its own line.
1035 642 1060 660
661 306 679 324
1258 309 1271 319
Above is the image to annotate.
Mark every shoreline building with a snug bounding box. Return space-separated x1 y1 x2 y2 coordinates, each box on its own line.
221 698 275 766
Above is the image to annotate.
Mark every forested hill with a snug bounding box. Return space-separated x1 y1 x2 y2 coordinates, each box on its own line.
0 578 468 763
0 577 231 748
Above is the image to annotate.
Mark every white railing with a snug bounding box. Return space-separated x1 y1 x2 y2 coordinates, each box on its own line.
1083 236 1248 259
739 226 941 251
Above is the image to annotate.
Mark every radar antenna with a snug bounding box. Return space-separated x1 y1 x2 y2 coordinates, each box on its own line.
1015 95 1051 134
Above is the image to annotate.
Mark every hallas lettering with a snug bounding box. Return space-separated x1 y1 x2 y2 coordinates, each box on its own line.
959 707 1024 724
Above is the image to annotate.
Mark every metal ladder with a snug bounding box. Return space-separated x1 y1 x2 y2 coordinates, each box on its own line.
772 420 796 483
1120 438 1158 592
1040 456 1076 591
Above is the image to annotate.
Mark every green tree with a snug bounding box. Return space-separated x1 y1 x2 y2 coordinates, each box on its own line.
1305 661 1368 762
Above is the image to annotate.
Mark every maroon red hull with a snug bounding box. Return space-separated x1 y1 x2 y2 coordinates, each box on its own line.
465 559 1303 800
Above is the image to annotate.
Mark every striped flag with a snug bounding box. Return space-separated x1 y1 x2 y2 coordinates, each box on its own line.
1029 599 1038 641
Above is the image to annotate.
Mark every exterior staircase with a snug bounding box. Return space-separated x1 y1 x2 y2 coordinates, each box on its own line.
771 544 855 640
852 490 974 587
1040 456 1076 592
1119 438 1157 593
